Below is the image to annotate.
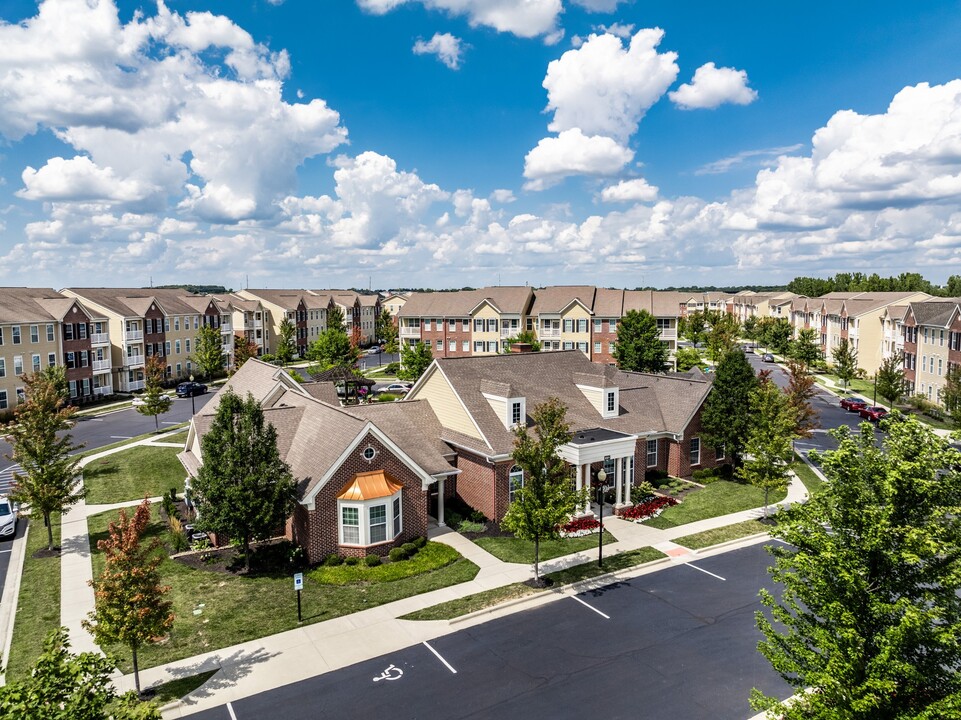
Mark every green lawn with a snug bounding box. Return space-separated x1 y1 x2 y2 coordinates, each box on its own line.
5 516 62 682
87 505 479 672
793 457 826 496
83 446 186 505
162 430 189 445
401 546 664 621
673 520 770 550
76 426 188 459
474 530 617 564
643 480 787 529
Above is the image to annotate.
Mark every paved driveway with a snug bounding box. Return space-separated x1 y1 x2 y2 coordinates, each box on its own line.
186 543 791 720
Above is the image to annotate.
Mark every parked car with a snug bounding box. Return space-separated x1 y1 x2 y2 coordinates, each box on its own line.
365 346 381 355
176 381 207 398
0 496 18 538
380 383 412 394
840 397 868 412
859 406 889 422
131 396 147 407
761 353 775 362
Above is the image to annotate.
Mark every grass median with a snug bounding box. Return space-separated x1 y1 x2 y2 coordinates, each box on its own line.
5 516 62 682
673 519 770 550
83 446 186 505
87 504 479 672
643 480 787 530
474 530 617 564
401 546 665 621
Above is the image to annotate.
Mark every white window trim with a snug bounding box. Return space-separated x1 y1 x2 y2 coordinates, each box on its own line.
337 490 403 546
646 438 657 468
508 465 524 504
690 437 701 466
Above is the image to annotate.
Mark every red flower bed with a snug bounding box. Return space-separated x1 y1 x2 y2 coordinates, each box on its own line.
617 496 678 521
559 516 600 534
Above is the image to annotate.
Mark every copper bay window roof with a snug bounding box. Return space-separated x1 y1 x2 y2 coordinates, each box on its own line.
337 470 404 501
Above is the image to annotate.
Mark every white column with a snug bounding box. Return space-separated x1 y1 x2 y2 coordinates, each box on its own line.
437 478 446 527
614 458 622 508
583 465 592 516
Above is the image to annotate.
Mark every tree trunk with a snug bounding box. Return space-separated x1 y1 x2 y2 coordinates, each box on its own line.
154 414 159 432
534 535 540 581
132 643 140 695
45 512 53 550
764 487 769 518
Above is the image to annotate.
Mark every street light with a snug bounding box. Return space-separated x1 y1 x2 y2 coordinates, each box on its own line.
596 467 607 568
189 374 196 416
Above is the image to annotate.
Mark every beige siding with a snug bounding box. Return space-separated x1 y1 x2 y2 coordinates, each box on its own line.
410 368 484 441
575 384 604 415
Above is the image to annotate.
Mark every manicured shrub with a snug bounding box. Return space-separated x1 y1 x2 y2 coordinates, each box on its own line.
168 530 189 553
401 542 418 556
413 535 427 549
365 554 381 567
444 509 463 528
388 547 408 562
456 520 485 534
324 553 343 566
344 556 359 566
469 509 487 523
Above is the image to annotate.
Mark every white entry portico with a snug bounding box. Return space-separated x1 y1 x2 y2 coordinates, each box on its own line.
557 428 638 515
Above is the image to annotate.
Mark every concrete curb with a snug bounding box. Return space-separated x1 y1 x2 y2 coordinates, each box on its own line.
0 521 29 685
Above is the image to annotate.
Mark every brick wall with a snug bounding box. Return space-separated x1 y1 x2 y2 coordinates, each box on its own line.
453 449 498 520
666 407 721 478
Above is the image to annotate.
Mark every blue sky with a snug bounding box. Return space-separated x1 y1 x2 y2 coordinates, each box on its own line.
2 1 961 291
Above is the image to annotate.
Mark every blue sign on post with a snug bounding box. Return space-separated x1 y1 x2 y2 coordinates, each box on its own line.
293 572 304 591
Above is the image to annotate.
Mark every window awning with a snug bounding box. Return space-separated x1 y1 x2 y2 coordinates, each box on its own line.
337 470 404 501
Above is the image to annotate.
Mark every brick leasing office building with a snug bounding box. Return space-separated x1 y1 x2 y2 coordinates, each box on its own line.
180 352 719 564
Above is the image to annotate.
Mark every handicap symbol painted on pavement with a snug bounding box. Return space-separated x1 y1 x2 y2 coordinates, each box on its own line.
373 664 403 682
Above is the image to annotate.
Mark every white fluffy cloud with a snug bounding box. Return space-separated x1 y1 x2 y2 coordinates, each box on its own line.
0 0 346 222
357 0 562 39
599 178 659 203
543 28 678 143
412 32 465 69
669 62 758 110
523 129 634 190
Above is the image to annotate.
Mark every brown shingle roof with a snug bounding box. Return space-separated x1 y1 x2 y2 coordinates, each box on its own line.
398 286 533 318
530 286 596 315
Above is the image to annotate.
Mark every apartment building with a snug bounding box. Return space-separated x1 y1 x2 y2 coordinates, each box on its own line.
63 288 224 391
0 288 113 410
215 295 268 356
237 289 323 357
880 305 908 361
530 285 596 355
319 291 381 346
381 293 408 321
901 299 961 402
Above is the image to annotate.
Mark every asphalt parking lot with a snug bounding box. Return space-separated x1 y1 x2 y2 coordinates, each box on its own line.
188 542 791 720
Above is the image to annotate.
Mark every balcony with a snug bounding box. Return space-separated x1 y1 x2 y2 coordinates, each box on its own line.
220 323 232 334
92 359 111 373
93 385 113 397
90 332 110 345
125 330 143 342
400 326 421 338
658 328 677 340
252 320 263 329
127 380 145 392
540 328 561 338
126 355 145 368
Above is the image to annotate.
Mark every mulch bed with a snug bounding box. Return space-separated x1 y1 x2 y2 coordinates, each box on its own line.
32 547 61 559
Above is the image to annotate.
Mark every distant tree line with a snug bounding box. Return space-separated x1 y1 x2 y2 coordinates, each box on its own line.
151 284 230 294
787 272 961 297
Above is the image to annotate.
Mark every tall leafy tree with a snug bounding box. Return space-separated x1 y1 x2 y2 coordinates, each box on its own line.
831 338 859 389
941 363 961 427
192 390 297 572
738 378 796 517
613 309 667 372
306 327 359 370
38 364 68 400
326 304 346 332
350 324 363 350
233 334 259 369
6 372 84 550
765 318 794 355
876 351 906 408
0 628 161 719
700 350 758 468
784 360 819 440
742 316 760 345
753 419 961 719
191 324 224 379
135 355 171 432
679 309 708 348
376 308 398 351
674 347 702 372
501 398 584 583
275 317 297 366
84 500 173 696
398 341 433 382
705 311 741 361
788 327 821 367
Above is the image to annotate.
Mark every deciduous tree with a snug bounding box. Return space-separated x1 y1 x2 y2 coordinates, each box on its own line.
700 350 758 468
191 390 297 572
135 356 171 432
674 347 702 372
398 341 433 382
679 309 708 348
941 363 961 427
831 338 859 389
6 372 84 550
502 398 584 583
705 311 740 361
613 309 667 373
326 304 345 332
738 378 795 517
0 627 161 719
788 327 821 368
306 327 359 370
233 334 259 369
784 360 819 440
753 419 961 719
84 499 173 696
275 317 297 366
876 351 906 408
191 324 224 379
376 308 398 354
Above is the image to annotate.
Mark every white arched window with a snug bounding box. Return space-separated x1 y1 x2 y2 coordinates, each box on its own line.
508 465 524 504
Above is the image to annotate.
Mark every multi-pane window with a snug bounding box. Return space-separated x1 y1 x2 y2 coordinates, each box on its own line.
594 342 601 354
509 465 524 503
606 391 616 413
0 359 5 378
448 319 456 330
30 325 39 343
393 497 402 535
46 324 54 341
448 339 456 352
716 444 726 461
342 507 359 544
436 339 442 351
174 317 180 331
31 354 40 373
690 437 701 466
578 342 588 354
563 319 573 332
647 438 657 467
577 319 588 333
175 340 181 354
186 339 191 353
80 351 88 368
369 505 387 543
594 319 602 332
64 324 73 340
12 326 21 344
0 390 7 409
14 355 23 375
65 352 75 369
474 319 483 332
511 401 522 426
47 352 56 367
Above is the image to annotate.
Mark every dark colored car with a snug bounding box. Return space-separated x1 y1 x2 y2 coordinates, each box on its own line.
859 406 888 422
176 381 207 398
761 353 775 362
840 397 867 412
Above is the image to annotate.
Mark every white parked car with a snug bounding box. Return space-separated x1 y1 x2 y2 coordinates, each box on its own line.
0 496 18 538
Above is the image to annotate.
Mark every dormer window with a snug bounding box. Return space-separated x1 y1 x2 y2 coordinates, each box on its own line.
511 400 523 426
606 390 616 414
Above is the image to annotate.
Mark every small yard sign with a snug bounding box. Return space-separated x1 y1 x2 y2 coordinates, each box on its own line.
293 572 304 591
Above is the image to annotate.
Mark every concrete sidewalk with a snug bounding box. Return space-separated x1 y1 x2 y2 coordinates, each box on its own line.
89 475 808 717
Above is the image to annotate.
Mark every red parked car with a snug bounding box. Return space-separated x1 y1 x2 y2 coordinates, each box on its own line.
840 397 868 412
859 406 888 422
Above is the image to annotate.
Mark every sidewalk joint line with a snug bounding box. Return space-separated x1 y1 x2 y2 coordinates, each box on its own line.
571 595 610 619
682 563 725 581
423 640 457 674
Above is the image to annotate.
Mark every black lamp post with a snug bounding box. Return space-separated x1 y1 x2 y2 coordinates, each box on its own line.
189 374 196 416
596 468 607 568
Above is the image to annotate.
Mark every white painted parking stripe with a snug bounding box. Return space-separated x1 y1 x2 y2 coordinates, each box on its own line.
423 640 457 674
161 421 180 425
110 436 133 440
571 595 610 619
683 563 726 581
0 549 11 554
226 702 238 720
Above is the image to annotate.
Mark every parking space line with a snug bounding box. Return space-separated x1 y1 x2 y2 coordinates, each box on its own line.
683 563 726 581
0 549 11 554
571 595 610 619
110 436 133 440
423 640 457 674
227 702 238 720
